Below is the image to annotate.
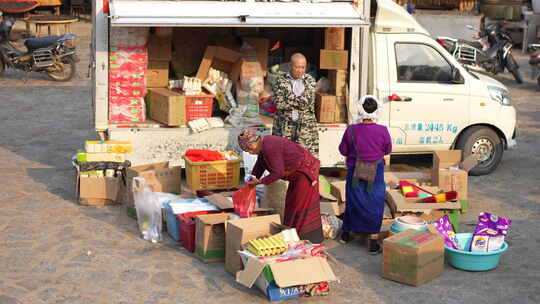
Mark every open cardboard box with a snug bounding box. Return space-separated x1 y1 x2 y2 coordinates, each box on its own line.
126 162 182 208
432 151 479 208
385 188 461 214
205 192 275 215
237 253 337 301
225 214 282 274
195 213 231 263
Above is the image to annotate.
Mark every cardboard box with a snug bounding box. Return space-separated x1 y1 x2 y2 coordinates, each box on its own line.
315 94 347 123
243 37 269 76
330 180 346 204
384 171 431 186
230 57 263 82
77 152 126 163
126 162 182 208
382 230 444 286
195 213 230 263
237 255 337 295
320 50 348 70
85 141 132 153
324 27 345 50
148 88 185 126
432 151 478 202
78 176 120 206
147 60 169 88
320 201 345 216
196 46 242 80
225 214 282 275
148 35 172 61
436 169 468 201
385 189 461 214
328 70 347 96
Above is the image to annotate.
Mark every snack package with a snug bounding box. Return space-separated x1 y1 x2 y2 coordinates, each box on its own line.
434 215 461 250
470 212 511 252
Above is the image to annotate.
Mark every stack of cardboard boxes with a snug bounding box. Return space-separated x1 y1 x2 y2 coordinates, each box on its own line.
317 28 348 124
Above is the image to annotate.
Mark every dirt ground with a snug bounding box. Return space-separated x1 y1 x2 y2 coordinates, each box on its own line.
0 16 539 304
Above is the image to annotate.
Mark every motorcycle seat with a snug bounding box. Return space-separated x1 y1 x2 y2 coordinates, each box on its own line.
24 36 61 52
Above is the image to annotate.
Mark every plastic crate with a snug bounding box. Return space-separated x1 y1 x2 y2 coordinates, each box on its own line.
178 211 221 252
184 154 241 191
185 93 214 122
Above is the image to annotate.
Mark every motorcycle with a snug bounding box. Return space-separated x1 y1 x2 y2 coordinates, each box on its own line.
0 17 78 81
529 43 540 88
436 21 523 84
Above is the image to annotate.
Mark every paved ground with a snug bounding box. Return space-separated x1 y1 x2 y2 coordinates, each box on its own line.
0 14 539 304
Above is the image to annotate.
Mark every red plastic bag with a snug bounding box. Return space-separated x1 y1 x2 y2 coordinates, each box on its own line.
232 186 257 218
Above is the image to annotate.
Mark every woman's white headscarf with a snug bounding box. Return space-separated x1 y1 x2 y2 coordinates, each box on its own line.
356 95 383 123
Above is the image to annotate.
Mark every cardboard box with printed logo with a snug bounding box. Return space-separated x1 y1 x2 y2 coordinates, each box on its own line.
382 230 444 286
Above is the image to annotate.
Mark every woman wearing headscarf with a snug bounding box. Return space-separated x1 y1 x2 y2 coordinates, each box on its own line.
338 96 392 254
238 130 323 243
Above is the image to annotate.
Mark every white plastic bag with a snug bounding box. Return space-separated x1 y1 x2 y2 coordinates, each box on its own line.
133 177 162 243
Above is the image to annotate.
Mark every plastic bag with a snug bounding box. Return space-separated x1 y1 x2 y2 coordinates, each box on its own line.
470 212 511 252
321 215 342 239
133 177 162 243
233 186 257 218
434 215 461 250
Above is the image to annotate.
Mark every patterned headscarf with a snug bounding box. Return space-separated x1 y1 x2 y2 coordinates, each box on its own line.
356 95 383 123
238 129 260 151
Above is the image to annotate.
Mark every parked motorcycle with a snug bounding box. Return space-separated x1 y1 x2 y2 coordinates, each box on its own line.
0 17 78 81
436 21 523 84
529 43 540 88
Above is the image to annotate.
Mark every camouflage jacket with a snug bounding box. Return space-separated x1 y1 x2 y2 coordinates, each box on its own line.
271 74 319 156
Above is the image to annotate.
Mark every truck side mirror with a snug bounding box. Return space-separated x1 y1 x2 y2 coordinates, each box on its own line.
451 68 465 84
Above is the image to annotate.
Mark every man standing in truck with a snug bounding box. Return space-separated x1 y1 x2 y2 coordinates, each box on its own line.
271 53 319 157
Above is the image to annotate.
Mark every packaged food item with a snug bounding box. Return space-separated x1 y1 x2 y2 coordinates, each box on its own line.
470 212 511 252
434 215 461 250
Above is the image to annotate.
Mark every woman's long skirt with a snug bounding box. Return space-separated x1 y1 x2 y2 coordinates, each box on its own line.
342 162 386 234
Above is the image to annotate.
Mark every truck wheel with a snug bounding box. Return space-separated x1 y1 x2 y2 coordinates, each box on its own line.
455 126 503 176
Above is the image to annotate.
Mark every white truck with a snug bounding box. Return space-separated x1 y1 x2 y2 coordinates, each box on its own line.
92 0 517 175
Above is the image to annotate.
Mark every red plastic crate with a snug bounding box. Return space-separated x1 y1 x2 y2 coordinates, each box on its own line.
185 94 214 122
178 210 221 252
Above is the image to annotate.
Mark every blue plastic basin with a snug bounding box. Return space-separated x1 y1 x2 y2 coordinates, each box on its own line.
445 233 508 272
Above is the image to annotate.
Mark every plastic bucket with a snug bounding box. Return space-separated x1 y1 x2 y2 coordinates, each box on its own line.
445 233 508 271
390 222 427 234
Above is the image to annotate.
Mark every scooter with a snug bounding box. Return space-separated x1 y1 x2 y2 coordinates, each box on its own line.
529 43 540 88
0 16 78 81
437 22 523 84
